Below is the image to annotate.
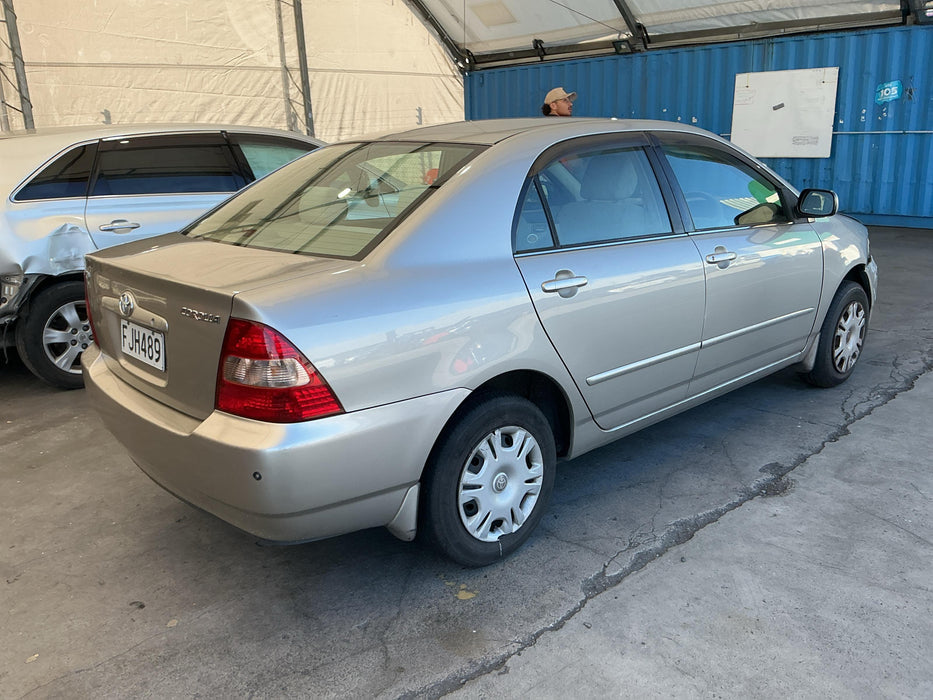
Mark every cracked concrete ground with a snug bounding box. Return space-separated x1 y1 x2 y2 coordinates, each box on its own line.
447 372 933 699
1 226 931 698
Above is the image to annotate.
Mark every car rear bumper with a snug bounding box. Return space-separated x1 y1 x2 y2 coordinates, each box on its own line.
83 344 468 543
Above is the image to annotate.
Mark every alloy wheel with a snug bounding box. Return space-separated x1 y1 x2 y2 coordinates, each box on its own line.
41 299 92 375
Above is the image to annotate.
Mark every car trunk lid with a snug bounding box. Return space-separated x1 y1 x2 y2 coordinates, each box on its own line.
85 234 350 420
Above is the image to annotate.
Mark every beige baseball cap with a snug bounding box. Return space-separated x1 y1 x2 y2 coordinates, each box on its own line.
544 87 577 104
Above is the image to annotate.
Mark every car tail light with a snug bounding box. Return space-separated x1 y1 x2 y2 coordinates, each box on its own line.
216 319 343 423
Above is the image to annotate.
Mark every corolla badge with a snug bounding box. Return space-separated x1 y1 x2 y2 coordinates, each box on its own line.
118 291 136 317
180 306 221 324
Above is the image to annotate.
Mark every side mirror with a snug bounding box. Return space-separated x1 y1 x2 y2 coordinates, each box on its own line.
796 188 838 218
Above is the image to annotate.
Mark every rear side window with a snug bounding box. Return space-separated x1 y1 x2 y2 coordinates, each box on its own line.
229 134 317 180
514 181 554 252
15 143 98 201
515 144 672 251
187 140 484 260
91 134 246 196
660 143 789 230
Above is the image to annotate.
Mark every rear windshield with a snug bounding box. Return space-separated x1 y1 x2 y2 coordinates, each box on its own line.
186 140 484 259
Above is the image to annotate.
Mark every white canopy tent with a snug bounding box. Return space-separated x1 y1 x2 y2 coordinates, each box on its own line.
1 1 928 139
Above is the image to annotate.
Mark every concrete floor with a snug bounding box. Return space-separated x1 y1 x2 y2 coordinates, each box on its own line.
1 226 931 698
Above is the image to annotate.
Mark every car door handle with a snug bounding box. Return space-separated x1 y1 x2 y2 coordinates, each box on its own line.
542 273 588 297
99 220 141 232
705 251 737 264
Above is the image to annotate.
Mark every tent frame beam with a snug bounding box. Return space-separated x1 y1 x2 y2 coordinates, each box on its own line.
407 2 909 72
904 0 933 24
404 0 473 71
610 0 648 51
462 9 905 70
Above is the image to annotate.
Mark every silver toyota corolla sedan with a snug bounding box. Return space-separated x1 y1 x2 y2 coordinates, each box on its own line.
83 118 878 566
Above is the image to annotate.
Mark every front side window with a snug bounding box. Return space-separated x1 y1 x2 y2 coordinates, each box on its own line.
661 143 789 230
91 134 246 196
15 143 98 201
187 140 484 260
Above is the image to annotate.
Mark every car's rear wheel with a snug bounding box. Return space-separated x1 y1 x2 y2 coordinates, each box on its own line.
421 394 556 566
804 281 869 388
16 281 91 390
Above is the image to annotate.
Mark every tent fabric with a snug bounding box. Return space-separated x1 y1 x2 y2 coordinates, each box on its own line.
0 0 464 141
634 0 901 36
414 0 904 61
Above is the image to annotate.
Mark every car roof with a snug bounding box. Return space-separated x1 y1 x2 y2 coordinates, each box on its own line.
0 123 323 146
368 117 723 146
0 124 324 198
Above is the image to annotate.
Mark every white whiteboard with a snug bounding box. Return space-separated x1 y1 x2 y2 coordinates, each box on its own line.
730 67 839 159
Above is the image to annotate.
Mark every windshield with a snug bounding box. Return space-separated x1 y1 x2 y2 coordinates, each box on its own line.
186 140 484 259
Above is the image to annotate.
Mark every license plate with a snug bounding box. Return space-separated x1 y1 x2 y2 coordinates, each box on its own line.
121 320 165 372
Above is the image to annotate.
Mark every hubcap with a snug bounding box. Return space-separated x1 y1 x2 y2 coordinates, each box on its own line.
42 300 93 375
831 300 865 373
458 426 544 542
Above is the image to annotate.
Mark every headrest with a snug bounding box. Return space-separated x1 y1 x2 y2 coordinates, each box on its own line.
580 155 638 201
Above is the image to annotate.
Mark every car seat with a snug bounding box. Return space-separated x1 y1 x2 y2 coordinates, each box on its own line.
555 155 646 245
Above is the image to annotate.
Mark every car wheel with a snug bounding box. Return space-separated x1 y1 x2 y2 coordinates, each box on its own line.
16 281 91 390
421 394 556 566
804 281 869 388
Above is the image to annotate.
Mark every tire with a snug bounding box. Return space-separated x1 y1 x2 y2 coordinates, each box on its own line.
421 394 556 567
16 281 92 390
804 281 869 388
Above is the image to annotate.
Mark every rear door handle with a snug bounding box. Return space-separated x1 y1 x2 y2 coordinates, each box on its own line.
99 219 141 232
705 245 737 270
705 251 736 264
542 271 588 298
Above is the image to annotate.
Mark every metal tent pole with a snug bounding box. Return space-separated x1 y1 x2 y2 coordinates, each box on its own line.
0 61 11 131
292 0 315 138
274 0 298 133
1 0 33 129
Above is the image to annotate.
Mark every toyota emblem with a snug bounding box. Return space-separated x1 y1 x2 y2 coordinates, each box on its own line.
118 291 136 317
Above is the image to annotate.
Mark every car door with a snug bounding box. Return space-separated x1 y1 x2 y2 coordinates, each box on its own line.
653 133 824 396
513 135 707 431
10 141 99 273
84 132 248 250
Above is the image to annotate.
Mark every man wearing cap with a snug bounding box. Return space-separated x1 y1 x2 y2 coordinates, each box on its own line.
542 87 576 116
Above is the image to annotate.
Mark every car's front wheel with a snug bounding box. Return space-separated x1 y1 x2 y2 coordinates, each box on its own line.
16 281 91 390
804 281 869 388
421 394 556 566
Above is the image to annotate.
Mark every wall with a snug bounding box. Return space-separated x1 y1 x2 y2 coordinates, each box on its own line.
465 25 933 228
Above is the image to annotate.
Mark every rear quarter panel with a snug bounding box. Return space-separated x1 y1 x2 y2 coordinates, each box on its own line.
233 250 582 419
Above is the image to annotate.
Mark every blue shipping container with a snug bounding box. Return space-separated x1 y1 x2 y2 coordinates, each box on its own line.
464 25 933 228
